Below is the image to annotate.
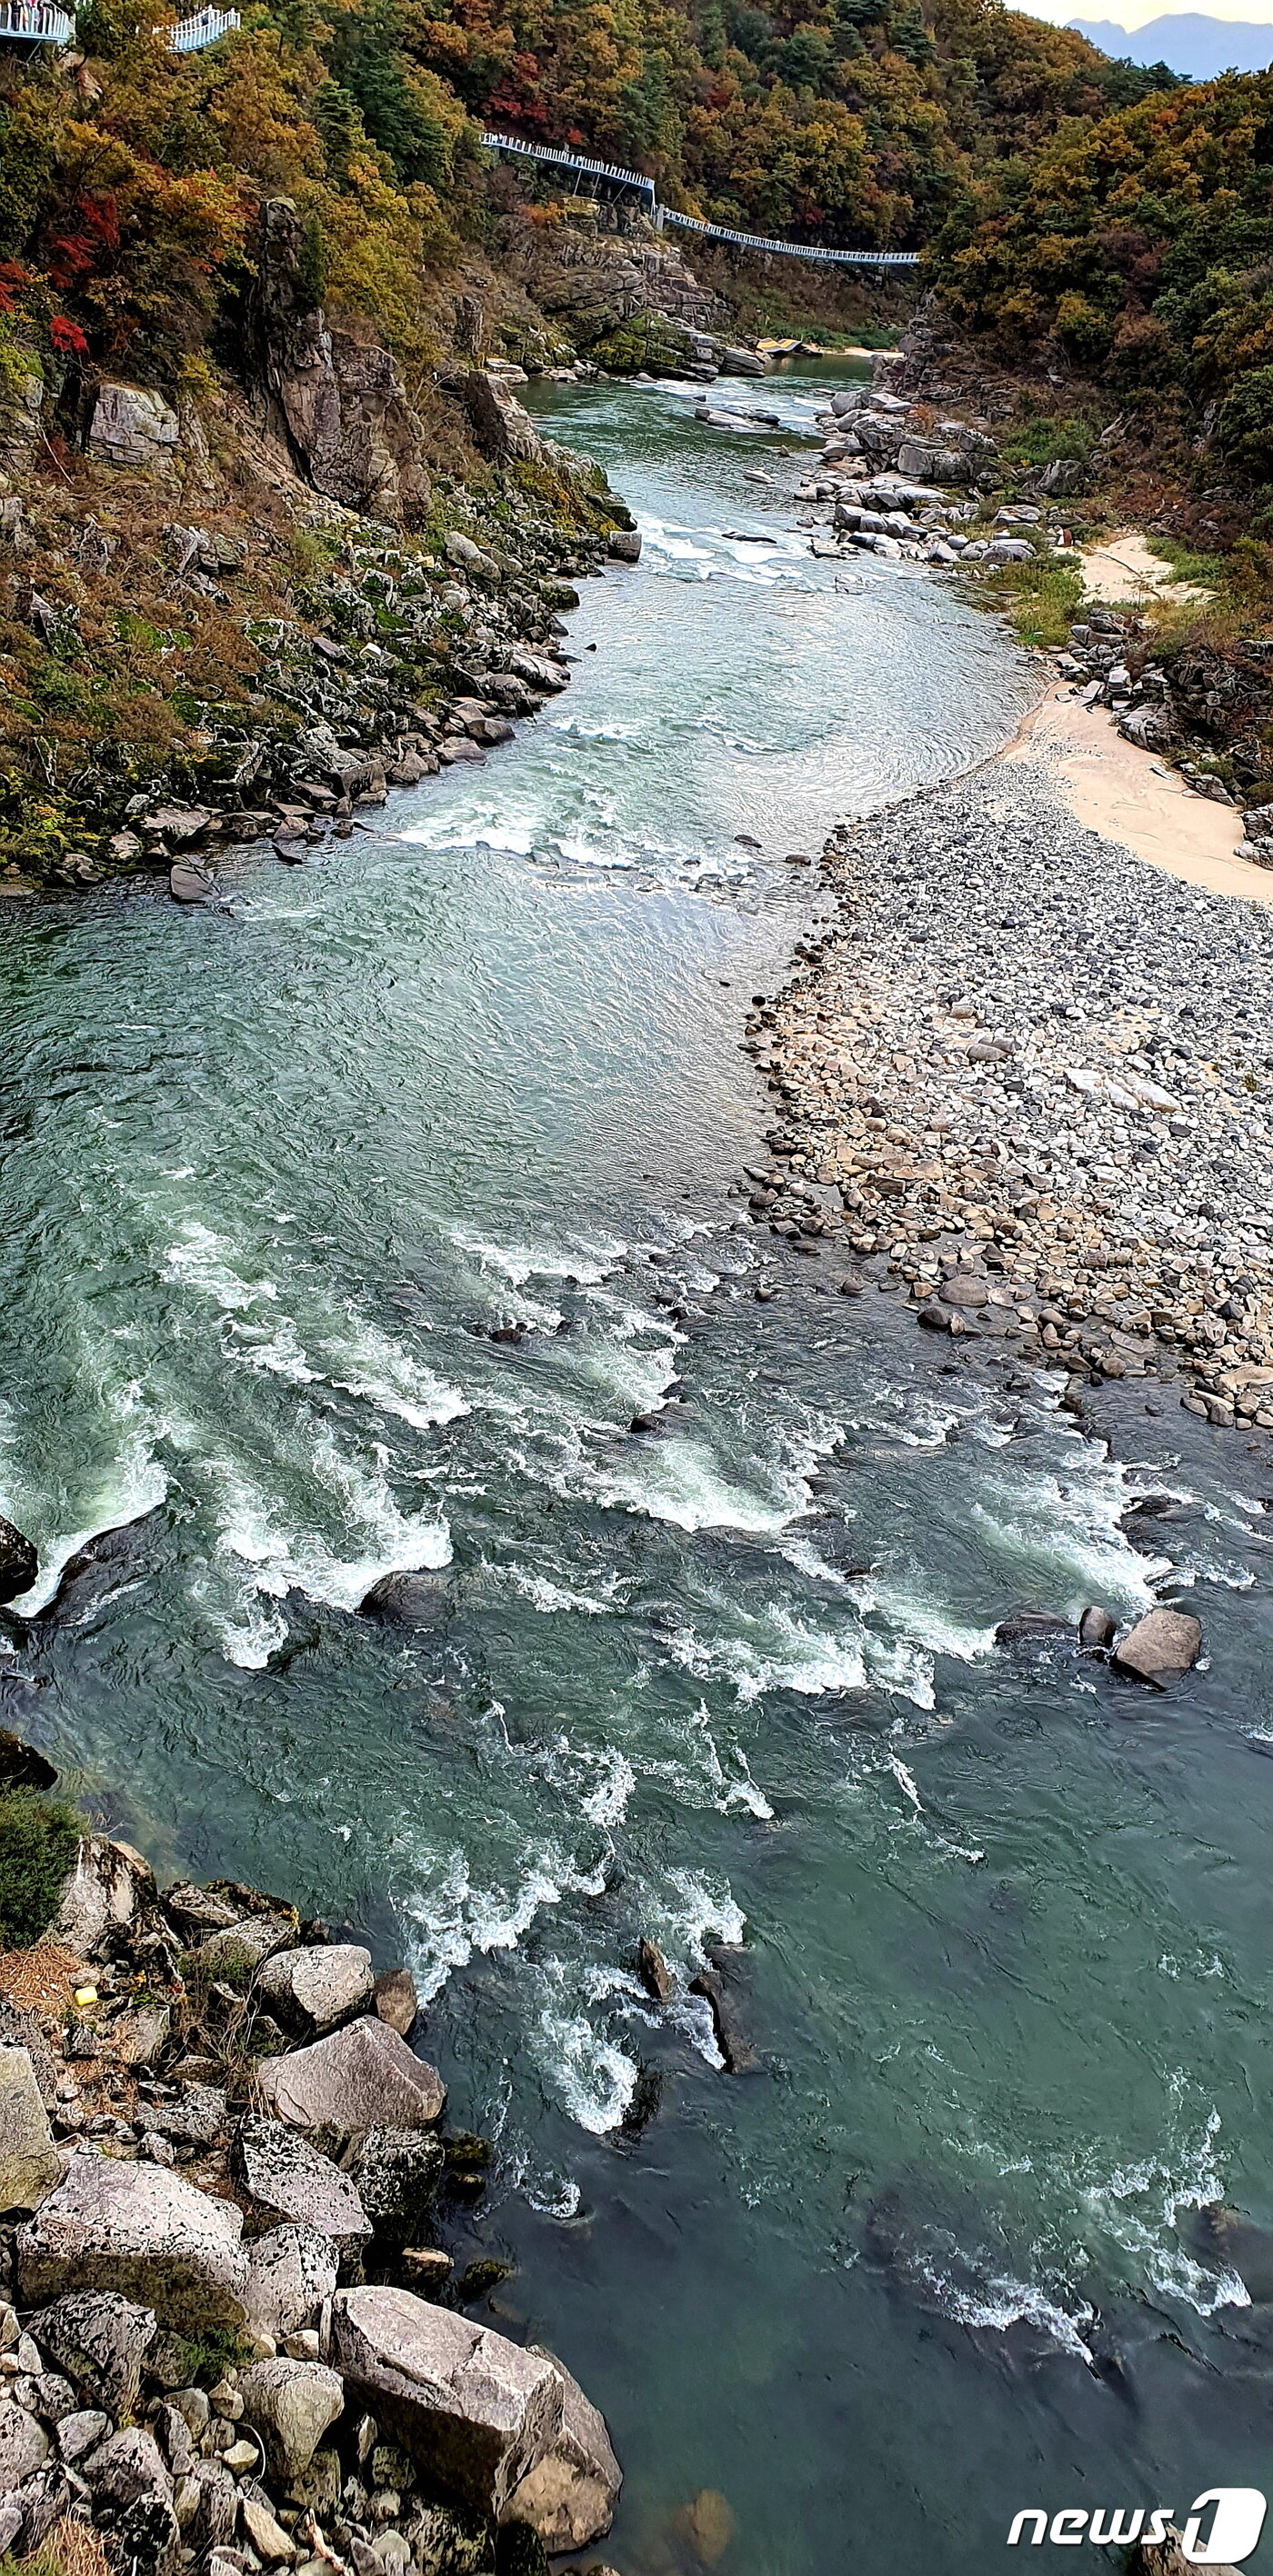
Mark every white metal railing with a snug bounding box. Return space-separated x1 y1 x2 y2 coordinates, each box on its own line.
663 208 918 265
480 130 656 200
169 5 238 46
478 131 918 265
0 0 74 37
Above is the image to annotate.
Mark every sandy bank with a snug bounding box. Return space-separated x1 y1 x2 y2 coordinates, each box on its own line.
1078 527 1213 608
1004 685 1273 908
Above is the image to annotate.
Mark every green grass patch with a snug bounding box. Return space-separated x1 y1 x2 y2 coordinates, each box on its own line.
1141 533 1227 592
1000 412 1100 470
0 1790 83 1949
163 2324 254 2387
980 550 1085 648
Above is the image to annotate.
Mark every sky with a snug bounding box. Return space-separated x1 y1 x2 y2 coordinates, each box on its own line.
1016 0 1273 22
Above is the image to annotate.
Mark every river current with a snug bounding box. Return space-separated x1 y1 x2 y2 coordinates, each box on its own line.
3 367 1273 2571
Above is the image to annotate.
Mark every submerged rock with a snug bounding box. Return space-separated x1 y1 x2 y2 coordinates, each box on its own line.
689 1964 758 2074
1078 1604 1117 1652
0 1514 37 1605
358 1571 452 1628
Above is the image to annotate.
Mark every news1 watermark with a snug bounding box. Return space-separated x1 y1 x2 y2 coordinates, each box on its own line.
1007 2490 1268 2562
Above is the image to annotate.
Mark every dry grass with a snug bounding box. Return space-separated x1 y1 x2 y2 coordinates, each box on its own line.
17 2517 114 2576
0 1941 84 2016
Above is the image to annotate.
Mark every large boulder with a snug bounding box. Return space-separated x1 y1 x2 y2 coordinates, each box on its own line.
322 2286 562 2520
35 2290 157 2415
17 2155 248 2328
232 2118 371 2261
1113 1608 1202 1686
52 1837 155 1960
195 1913 296 1973
0 2396 49 2487
504 2351 621 2551
347 2124 445 2243
255 1942 375 2035
86 383 179 472
238 2358 344 2481
243 2224 338 2340
257 2017 445 2140
82 2424 180 2576
0 2045 61 2211
0 1515 37 1605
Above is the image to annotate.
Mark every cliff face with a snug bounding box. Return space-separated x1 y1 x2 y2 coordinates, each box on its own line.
251 201 432 531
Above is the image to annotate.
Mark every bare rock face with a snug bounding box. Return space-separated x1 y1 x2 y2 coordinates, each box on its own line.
0 2395 50 2487
17 2155 249 2328
0 2045 62 2210
254 199 429 528
504 2351 621 2551
82 2424 181 2576
238 2357 344 2480
0 1513 37 1604
86 383 180 472
1113 1608 1203 1686
322 2286 562 2520
257 2016 445 2139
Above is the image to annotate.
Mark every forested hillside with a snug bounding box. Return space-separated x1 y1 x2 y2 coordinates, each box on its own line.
0 0 1176 408
927 71 1273 490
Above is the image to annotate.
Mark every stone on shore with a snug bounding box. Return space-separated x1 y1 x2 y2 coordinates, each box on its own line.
52 1836 155 1959
322 2285 563 2520
83 2423 181 2576
255 1942 375 2034
0 2395 49 2486
0 2044 62 2210
244 2223 338 2339
347 2125 445 2242
195 1912 296 1972
232 2118 372 2259
0 1514 37 1604
36 2289 158 2414
17 2155 249 2327
1112 1608 1203 1685
257 2017 445 2138
238 2357 344 2480
504 2351 621 2551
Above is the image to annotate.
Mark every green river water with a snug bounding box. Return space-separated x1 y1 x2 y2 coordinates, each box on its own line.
2 365 1272 2571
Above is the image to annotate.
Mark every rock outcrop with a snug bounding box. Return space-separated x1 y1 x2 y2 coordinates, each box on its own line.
253 200 430 527
322 2287 563 2520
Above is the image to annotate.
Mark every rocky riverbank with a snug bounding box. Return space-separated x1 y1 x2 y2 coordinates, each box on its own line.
739 762 1273 1433
0 1799 623 2576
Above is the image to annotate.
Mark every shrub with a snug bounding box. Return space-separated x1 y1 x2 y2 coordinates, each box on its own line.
0 1790 82 1949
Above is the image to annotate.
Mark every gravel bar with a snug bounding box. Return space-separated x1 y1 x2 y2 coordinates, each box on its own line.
743 763 1273 1430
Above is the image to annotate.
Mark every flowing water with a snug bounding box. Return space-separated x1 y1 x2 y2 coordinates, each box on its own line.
3 366 1273 2571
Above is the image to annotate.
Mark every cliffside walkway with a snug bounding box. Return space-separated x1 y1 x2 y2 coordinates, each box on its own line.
479 131 919 266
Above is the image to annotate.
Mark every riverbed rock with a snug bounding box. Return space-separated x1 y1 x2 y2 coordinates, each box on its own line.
322 2286 563 2519
372 1967 419 2037
358 1571 452 1628
1078 1605 1117 1652
17 2154 249 2327
636 1938 673 2003
169 861 216 904
255 1942 375 2034
244 2223 339 2339
503 2351 620 2551
1112 1608 1202 1685
35 2290 158 2414
994 1609 1069 1646
238 2357 345 2480
232 2118 372 2260
0 2045 61 2211
0 1515 37 1604
606 530 642 563
257 2016 446 2138
689 1965 757 2073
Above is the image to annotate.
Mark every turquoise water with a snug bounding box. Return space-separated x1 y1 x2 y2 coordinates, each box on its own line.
2 369 1271 2570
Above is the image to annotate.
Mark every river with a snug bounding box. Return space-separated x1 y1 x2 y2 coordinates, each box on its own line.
2 364 1272 2572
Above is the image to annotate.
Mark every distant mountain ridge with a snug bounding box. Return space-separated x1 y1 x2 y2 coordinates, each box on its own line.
1068 12 1273 75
